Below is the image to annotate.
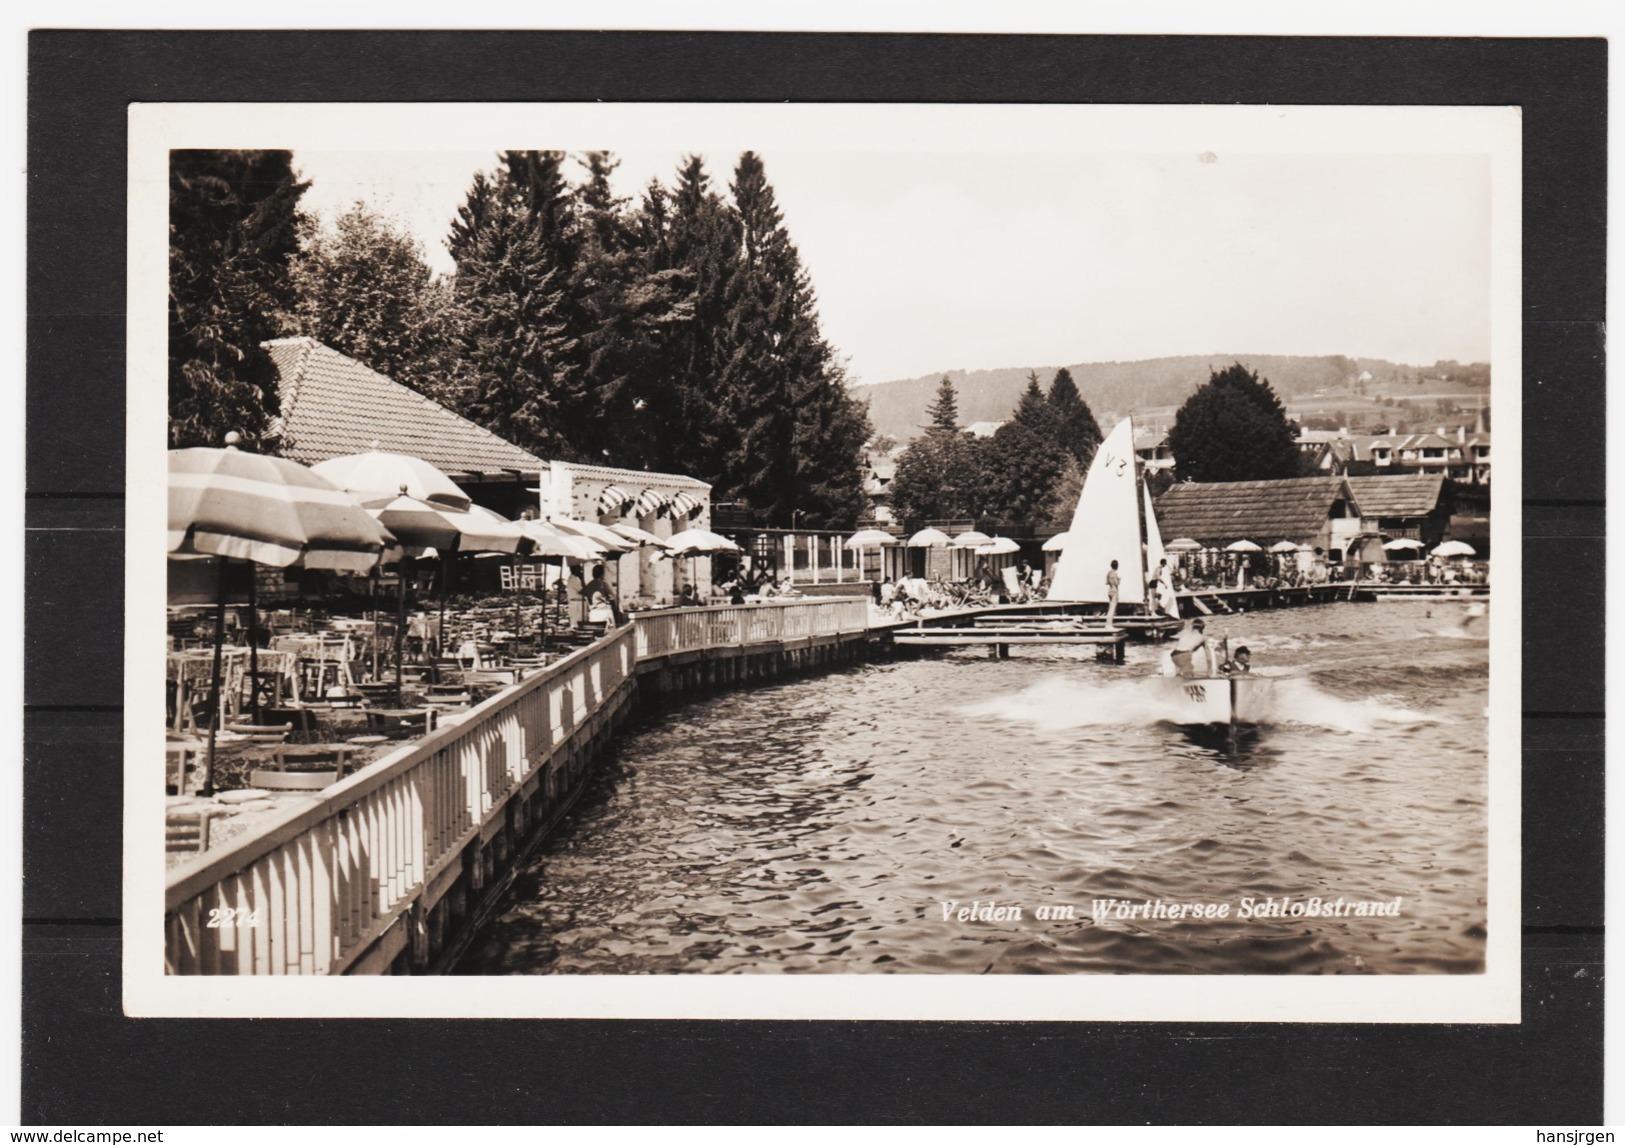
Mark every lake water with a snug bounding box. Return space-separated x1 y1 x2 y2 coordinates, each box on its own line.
456 600 1489 975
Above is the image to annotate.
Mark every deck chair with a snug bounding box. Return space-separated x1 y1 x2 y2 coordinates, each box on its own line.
1000 566 1022 600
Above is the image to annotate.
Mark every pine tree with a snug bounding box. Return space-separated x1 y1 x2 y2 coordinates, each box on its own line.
1046 366 1103 466
718 151 800 522
925 376 961 432
986 373 1066 523
659 155 743 487
169 149 308 448
891 376 982 522
1167 362 1303 483
446 168 583 458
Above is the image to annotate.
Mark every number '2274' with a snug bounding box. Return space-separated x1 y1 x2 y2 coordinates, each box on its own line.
206 907 261 928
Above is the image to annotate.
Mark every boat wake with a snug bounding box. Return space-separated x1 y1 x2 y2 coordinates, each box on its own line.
970 675 1439 736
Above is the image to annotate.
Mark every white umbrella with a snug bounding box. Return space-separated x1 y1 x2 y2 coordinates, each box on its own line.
551 517 638 553
610 522 670 549
1041 531 1070 552
1383 538 1425 552
1432 540 1477 558
906 528 951 547
665 528 741 556
310 447 472 511
845 528 896 550
951 530 992 548
976 536 1021 555
1164 538 1202 553
519 519 602 561
1225 539 1264 553
1268 540 1301 554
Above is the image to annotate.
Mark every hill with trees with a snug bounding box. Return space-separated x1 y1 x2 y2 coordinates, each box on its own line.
862 354 1489 442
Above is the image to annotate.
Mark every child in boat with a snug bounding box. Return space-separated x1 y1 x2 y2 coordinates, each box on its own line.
1221 646 1252 675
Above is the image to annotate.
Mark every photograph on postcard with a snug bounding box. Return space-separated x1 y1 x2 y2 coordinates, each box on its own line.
126 102 1521 1019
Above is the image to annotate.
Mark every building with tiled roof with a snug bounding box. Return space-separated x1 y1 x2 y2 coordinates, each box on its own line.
264 337 547 485
1346 474 1451 549
1155 476 1368 561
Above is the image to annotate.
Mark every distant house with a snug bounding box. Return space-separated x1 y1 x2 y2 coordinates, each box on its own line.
964 420 1004 438
1155 476 1368 561
862 451 899 525
1342 427 1483 482
1133 429 1175 472
1346 474 1451 549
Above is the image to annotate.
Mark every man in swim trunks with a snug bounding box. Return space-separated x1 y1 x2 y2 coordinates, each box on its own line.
1170 618 1207 676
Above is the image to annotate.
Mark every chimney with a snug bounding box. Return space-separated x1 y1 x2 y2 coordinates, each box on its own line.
1436 426 1447 437
1457 425 1466 443
1338 426 1349 439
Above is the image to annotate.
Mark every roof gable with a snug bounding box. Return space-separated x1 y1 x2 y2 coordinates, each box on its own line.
1154 477 1358 546
264 337 547 479
1345 474 1447 517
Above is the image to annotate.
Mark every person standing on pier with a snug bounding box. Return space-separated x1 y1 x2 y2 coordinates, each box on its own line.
1105 559 1122 625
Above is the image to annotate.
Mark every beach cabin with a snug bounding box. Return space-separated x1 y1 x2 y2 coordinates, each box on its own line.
1345 474 1451 551
1154 476 1369 569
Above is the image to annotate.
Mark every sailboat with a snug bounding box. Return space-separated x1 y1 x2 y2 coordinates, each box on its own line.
1048 418 1270 732
1047 417 1178 629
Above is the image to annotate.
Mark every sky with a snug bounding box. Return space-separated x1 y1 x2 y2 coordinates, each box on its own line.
293 146 1492 387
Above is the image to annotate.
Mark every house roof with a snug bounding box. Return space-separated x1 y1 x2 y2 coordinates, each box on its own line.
551 459 707 490
1154 477 1360 546
263 337 547 479
1346 475 1447 518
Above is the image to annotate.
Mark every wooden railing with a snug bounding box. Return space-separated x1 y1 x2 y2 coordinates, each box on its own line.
164 596 873 974
631 596 870 661
165 627 638 974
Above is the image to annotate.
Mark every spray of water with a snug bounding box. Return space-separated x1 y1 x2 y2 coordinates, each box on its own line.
970 674 1439 735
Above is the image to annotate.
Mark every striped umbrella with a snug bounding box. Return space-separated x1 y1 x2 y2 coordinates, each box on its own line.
169 446 390 571
550 517 638 553
168 442 390 796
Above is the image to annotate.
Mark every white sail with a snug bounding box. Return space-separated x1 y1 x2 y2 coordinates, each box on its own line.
1048 418 1146 603
1143 476 1176 617
1143 477 1165 585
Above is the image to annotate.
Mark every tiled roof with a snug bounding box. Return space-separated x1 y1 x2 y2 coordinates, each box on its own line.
1346 475 1447 518
263 337 547 479
1154 477 1359 546
551 459 708 490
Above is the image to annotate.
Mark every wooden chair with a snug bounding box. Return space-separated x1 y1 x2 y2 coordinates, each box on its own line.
249 746 354 791
223 722 293 744
165 809 215 854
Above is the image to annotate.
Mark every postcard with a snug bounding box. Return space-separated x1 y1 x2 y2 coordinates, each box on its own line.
125 100 1521 1020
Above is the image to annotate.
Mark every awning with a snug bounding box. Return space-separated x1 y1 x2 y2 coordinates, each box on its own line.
597 485 633 515
632 488 671 517
671 490 704 518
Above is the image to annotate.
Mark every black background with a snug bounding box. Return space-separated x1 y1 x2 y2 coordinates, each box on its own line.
23 32 1605 1124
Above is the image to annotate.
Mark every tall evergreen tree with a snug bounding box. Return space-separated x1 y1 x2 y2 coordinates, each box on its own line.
891 376 983 522
446 168 583 459
169 149 308 448
284 202 459 404
986 372 1065 522
658 155 744 487
1167 362 1303 483
1046 366 1103 466
925 375 961 432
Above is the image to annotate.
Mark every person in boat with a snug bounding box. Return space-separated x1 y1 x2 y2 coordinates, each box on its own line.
1168 617 1208 676
1221 645 1252 675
